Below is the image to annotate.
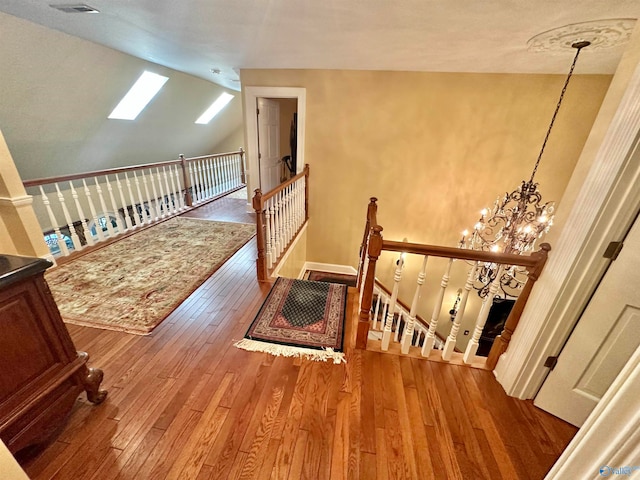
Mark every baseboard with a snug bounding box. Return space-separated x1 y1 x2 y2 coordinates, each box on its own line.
301 262 357 277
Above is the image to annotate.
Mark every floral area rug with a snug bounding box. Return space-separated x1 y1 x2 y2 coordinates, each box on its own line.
46 217 255 334
234 278 348 363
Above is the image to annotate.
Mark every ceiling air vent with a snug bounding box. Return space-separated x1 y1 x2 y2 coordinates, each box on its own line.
49 4 100 13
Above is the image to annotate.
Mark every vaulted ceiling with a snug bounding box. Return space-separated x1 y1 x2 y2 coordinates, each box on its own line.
2 1 640 90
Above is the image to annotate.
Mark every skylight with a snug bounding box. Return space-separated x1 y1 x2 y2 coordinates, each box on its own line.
195 92 234 124
108 71 169 120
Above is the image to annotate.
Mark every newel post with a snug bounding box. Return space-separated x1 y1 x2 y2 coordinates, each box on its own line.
357 197 378 290
253 189 268 281
179 154 193 207
356 225 383 349
486 243 551 369
239 147 246 184
304 164 310 222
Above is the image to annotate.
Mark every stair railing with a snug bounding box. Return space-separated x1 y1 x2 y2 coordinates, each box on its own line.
253 164 309 281
357 198 550 369
22 149 245 258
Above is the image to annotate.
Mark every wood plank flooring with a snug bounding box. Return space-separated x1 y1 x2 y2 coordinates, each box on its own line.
18 196 577 480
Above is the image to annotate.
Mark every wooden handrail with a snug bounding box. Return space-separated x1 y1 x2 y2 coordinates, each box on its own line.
22 149 244 188
254 164 309 207
381 240 542 268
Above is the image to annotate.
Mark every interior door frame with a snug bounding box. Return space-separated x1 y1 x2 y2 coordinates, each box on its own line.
243 87 306 207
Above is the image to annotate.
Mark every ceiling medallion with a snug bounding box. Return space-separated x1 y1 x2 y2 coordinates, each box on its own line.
528 19 636 52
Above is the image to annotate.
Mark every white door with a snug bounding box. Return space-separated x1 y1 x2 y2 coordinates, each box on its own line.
534 213 640 427
257 98 280 193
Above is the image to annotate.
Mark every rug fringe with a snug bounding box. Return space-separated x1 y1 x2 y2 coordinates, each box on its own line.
233 338 346 364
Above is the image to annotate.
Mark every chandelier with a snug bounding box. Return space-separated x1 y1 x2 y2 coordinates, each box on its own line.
460 40 591 297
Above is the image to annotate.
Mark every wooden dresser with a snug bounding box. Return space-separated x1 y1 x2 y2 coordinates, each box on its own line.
0 254 106 454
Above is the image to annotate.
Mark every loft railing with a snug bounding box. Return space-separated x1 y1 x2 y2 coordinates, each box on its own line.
22 149 245 258
357 197 550 369
253 165 309 281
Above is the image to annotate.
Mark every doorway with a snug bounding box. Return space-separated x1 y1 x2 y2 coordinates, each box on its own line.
243 87 306 205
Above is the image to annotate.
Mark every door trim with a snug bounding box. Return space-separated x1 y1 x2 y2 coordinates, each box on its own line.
243 87 306 202
545 344 640 479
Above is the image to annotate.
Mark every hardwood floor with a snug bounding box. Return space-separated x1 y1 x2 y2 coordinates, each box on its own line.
18 198 577 480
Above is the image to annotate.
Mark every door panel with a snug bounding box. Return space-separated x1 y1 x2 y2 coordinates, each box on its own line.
257 98 280 193
534 213 640 427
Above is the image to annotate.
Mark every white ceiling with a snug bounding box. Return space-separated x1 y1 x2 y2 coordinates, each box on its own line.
2 0 640 90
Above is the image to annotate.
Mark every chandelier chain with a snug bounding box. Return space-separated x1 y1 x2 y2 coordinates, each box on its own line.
530 44 587 183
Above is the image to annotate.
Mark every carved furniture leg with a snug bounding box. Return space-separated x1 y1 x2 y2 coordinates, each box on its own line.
76 352 108 404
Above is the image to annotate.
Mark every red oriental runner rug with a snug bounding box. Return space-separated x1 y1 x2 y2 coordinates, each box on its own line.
234 278 347 363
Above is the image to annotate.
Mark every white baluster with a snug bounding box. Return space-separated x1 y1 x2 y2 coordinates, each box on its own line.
196 161 205 203
422 258 454 356
154 168 168 217
269 203 277 264
140 170 157 222
213 157 222 193
173 165 185 209
68 180 94 245
401 256 429 354
222 155 229 191
283 186 290 246
53 183 81 251
443 262 478 361
167 164 180 210
463 265 505 363
230 154 238 187
274 193 282 258
382 253 405 351
82 179 105 241
132 171 148 224
105 176 124 234
288 185 295 236
148 170 161 220
188 162 198 203
203 158 212 200
265 206 272 268
93 177 115 237
114 174 133 231
380 294 390 332
191 162 200 203
278 191 287 258
39 185 69 256
162 167 173 214
298 179 304 227
372 289 382 330
394 310 402 343
123 172 139 227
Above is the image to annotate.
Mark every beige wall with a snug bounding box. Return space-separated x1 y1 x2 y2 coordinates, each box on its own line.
241 69 610 265
0 12 242 181
241 69 611 345
212 126 245 154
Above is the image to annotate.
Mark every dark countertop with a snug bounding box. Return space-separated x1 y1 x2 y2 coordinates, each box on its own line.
0 255 53 289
